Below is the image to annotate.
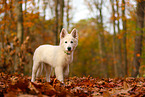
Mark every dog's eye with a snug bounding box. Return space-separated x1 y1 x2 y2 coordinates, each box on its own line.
71 41 73 43
65 41 67 43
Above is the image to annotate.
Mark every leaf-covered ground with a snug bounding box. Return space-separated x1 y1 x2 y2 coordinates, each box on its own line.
0 73 145 97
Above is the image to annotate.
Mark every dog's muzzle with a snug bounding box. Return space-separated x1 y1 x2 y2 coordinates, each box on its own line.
67 47 71 51
64 47 72 55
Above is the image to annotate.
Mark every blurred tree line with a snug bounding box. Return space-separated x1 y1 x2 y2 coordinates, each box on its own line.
0 0 144 78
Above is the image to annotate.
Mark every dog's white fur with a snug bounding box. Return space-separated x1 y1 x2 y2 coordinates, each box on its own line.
31 28 78 82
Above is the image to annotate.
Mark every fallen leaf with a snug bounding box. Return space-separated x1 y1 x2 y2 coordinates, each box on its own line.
102 91 111 97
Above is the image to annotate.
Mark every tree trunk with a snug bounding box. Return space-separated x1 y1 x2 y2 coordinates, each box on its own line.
55 0 59 45
15 0 24 44
97 0 108 78
116 0 123 77
1 0 7 49
25 0 27 15
0 31 4 49
122 0 127 76
60 0 64 31
4 0 10 36
15 0 24 72
110 0 118 77
66 0 70 31
43 0 47 21
132 1 145 77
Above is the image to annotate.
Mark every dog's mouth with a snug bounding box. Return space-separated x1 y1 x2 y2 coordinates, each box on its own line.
64 51 72 55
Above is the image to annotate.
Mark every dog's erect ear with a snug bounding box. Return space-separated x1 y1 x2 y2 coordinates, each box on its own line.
71 28 78 39
60 28 68 39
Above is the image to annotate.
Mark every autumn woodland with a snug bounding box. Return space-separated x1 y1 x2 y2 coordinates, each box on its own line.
0 0 145 96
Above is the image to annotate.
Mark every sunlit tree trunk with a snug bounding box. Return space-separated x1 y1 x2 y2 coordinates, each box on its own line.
132 1 145 77
122 0 127 76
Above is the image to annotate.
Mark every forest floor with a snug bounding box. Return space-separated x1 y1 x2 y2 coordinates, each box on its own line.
0 73 145 97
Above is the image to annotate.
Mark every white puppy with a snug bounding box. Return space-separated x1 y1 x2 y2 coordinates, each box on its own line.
31 28 78 82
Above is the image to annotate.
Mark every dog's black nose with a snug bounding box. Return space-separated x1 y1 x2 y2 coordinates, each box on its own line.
67 47 71 51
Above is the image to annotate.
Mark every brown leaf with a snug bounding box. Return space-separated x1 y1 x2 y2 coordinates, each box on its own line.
28 82 39 94
10 79 29 92
31 82 43 90
41 82 57 96
4 91 17 97
123 81 129 90
102 91 111 97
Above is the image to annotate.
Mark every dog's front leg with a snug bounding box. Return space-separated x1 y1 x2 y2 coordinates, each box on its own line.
64 64 69 78
55 66 63 82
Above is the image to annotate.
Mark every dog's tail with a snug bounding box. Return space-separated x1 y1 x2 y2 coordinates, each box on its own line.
36 63 43 77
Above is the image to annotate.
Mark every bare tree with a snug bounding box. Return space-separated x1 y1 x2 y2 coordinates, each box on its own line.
132 1 145 77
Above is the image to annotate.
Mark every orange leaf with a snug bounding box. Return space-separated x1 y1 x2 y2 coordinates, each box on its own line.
136 53 140 57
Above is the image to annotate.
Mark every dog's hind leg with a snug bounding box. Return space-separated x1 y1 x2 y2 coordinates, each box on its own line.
31 61 40 82
36 63 43 77
44 64 52 82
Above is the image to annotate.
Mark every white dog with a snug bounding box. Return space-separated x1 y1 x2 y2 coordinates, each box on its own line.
31 28 78 82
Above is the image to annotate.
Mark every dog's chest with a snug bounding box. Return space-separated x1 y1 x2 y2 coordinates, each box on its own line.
65 55 72 63
60 55 73 67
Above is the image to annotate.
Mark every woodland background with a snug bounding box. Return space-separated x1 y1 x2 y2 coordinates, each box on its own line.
0 0 145 78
